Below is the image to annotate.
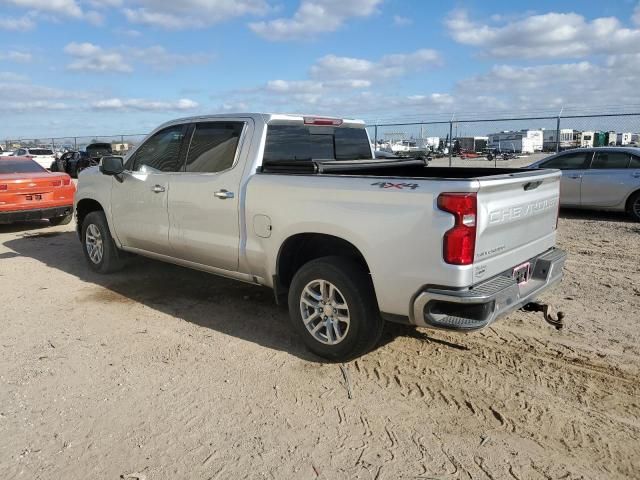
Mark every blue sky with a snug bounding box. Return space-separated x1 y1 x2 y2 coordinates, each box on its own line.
1 0 640 138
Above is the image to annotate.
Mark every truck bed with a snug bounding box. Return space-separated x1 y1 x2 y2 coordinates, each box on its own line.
259 158 540 179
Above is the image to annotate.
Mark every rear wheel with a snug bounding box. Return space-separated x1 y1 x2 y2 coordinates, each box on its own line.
81 211 125 273
627 191 640 222
288 256 384 361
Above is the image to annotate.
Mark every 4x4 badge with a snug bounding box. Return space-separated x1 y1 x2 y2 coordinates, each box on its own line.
371 182 419 190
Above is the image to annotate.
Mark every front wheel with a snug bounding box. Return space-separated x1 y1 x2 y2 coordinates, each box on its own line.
288 256 384 361
627 191 640 222
81 211 125 273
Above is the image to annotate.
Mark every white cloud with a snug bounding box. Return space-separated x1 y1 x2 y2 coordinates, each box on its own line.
453 59 640 111
64 42 132 73
92 97 199 111
63 42 212 73
84 10 104 25
129 45 213 71
220 101 249 111
393 15 412 27
122 0 268 29
2 0 82 17
634 2 640 26
249 0 382 41
309 49 441 81
446 8 640 58
4 100 70 112
0 51 33 63
0 14 36 30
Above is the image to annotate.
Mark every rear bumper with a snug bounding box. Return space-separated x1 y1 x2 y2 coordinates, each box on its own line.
0 205 73 224
411 247 567 330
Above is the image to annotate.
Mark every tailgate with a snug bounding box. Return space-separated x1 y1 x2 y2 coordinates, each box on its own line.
473 169 560 283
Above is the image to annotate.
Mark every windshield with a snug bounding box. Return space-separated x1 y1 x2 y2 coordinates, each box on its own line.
0 159 47 174
263 124 372 162
30 149 54 156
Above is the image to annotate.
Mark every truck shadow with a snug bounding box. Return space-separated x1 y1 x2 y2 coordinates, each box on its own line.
5 231 401 362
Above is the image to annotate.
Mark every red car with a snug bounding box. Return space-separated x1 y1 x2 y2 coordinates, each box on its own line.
0 156 75 225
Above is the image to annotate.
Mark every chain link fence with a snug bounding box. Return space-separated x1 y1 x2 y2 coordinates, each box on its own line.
365 112 640 167
3 112 640 167
2 134 147 156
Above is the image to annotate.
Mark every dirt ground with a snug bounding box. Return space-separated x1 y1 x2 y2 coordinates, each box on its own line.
1 201 639 479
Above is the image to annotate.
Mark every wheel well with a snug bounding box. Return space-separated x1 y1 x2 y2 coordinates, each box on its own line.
626 189 640 210
276 233 370 290
76 199 104 235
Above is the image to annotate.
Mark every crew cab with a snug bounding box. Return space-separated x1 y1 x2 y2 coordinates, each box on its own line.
75 113 566 360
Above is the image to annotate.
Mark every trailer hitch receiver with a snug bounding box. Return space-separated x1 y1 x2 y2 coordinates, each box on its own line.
522 302 565 330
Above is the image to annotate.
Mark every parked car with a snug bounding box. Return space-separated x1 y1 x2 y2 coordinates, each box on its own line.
528 147 640 221
75 113 566 360
11 147 56 170
52 150 98 178
85 142 112 160
0 156 75 224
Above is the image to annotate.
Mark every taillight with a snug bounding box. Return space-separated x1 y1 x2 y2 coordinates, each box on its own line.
0 184 7 191
62 176 71 186
303 117 343 126
51 180 62 187
437 193 477 265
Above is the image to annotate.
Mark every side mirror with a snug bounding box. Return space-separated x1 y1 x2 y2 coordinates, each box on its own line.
100 156 125 176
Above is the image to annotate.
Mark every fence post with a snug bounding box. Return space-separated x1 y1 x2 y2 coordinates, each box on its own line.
448 121 453 167
374 125 378 152
555 116 561 153
74 137 77 150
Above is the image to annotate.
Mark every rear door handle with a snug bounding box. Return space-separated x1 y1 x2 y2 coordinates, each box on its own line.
151 185 166 193
214 189 234 200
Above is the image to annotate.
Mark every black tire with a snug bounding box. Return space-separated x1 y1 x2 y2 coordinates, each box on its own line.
288 256 384 361
81 211 125 273
627 191 640 222
69 162 79 178
49 214 73 226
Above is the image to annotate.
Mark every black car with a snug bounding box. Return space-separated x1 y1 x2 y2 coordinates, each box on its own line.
51 143 113 178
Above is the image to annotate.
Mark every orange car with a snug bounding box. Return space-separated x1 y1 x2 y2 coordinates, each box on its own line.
0 156 76 225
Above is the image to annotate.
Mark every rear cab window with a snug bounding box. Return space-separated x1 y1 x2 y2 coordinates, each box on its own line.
263 124 372 163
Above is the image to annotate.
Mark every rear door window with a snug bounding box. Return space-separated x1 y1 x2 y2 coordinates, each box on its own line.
591 152 630 169
184 122 244 173
627 155 640 168
541 152 591 170
264 124 372 162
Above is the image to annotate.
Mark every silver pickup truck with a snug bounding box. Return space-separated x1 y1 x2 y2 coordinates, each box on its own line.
75 113 566 360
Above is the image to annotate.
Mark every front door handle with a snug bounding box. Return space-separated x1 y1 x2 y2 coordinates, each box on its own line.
214 189 234 200
567 175 581 179
151 185 166 193
632 173 640 178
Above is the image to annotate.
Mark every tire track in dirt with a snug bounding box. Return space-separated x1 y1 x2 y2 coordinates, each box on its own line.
351 327 640 478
